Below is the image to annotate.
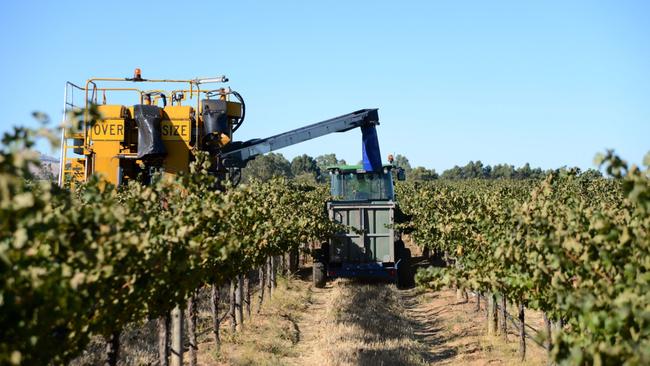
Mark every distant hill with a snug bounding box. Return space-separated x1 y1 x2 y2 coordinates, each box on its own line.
39 152 59 163
29 152 59 181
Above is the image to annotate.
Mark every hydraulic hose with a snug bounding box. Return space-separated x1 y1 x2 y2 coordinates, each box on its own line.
230 90 245 133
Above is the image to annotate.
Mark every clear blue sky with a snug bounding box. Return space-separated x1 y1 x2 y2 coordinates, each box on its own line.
1 0 648 172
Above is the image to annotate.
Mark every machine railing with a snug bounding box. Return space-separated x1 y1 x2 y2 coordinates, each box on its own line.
58 72 232 186
58 81 87 186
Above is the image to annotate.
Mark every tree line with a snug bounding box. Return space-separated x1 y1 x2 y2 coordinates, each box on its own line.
242 152 601 182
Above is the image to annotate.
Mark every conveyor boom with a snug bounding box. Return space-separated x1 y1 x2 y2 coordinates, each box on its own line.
219 108 379 167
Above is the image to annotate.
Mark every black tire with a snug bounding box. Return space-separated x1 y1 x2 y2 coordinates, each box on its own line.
397 244 412 289
313 262 326 288
320 242 330 263
395 239 405 254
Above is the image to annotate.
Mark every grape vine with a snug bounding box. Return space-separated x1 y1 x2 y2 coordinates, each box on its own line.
397 154 650 365
0 127 336 365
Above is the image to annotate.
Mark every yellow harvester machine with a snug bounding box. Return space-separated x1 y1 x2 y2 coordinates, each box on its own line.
59 69 245 187
59 69 379 187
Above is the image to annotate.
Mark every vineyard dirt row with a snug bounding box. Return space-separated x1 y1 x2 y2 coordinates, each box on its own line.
193 256 548 366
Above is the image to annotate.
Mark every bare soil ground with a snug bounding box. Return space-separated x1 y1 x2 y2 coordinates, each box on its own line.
197 277 311 366
400 289 547 366
72 261 549 365
205 272 548 366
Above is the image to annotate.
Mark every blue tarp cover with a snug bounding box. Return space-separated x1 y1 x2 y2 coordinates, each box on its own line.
361 125 382 172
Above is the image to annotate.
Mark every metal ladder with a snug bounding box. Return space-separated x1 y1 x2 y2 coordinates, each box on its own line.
58 82 89 187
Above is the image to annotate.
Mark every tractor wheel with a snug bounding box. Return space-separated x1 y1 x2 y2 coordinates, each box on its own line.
313 262 326 288
395 239 405 254
320 242 330 263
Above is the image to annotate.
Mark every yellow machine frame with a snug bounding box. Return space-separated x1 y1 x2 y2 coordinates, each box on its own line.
59 71 242 187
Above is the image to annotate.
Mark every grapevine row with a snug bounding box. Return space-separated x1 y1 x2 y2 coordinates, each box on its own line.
396 153 650 365
0 127 335 365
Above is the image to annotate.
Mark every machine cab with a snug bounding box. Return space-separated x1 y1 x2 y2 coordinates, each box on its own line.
328 165 399 201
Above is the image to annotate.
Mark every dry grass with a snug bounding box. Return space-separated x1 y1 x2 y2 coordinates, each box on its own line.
199 276 311 366
308 279 427 366
70 270 550 366
69 320 158 366
405 289 549 366
202 277 430 366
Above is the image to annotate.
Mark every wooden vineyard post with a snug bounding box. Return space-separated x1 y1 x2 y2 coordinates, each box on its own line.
486 292 491 330
271 256 277 290
487 292 498 336
476 292 481 312
281 253 287 275
229 279 237 332
456 288 465 302
518 302 526 361
258 266 266 312
289 248 299 274
235 274 244 331
244 272 251 319
170 305 184 366
187 293 198 366
210 284 222 351
266 257 273 297
483 292 490 321
543 312 552 351
492 294 499 336
454 260 464 302
158 313 169 366
104 331 120 366
501 295 508 340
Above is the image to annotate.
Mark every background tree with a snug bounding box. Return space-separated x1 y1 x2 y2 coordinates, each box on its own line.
241 153 292 182
441 161 549 180
291 154 319 185
315 153 346 183
291 154 318 177
461 160 486 179
315 153 346 171
240 153 557 183
441 165 463 179
580 168 603 180
409 167 438 181
492 164 516 179
515 162 532 179
393 154 412 174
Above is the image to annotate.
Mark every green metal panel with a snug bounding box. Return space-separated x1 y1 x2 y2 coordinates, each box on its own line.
372 209 390 234
373 235 391 262
328 201 395 264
